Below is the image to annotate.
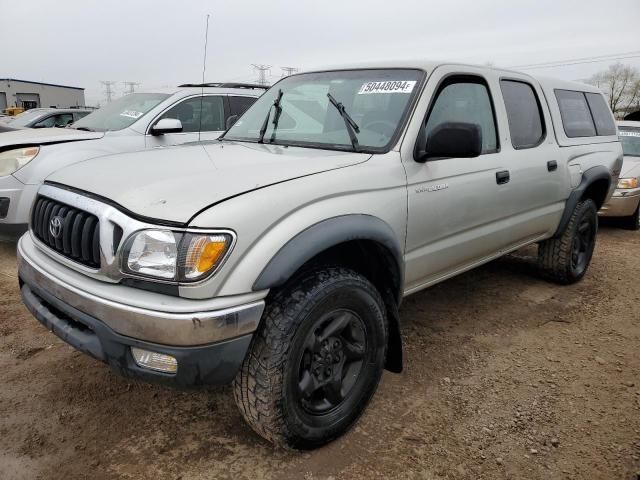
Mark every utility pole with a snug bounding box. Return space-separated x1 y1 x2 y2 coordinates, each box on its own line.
252 64 272 86
280 66 299 77
100 80 116 103
123 81 140 94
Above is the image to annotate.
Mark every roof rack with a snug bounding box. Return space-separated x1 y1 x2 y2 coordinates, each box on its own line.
177 82 269 90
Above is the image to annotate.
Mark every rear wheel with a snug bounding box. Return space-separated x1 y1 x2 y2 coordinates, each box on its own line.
233 267 387 449
538 199 598 284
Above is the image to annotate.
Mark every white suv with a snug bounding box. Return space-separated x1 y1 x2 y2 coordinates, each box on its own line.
0 83 265 235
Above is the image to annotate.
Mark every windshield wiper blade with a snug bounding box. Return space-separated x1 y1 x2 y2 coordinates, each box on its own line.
258 89 283 144
327 93 360 152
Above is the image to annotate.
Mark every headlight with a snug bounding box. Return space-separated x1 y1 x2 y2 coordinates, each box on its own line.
0 146 39 176
617 177 639 189
123 229 233 282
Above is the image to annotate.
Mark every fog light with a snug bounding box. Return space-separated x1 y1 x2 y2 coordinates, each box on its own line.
131 347 177 374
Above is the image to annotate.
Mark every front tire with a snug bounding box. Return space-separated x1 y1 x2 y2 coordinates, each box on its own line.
233 267 387 449
538 199 598 284
623 203 640 231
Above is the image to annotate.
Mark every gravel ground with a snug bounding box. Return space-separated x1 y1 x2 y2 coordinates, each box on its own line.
0 225 638 480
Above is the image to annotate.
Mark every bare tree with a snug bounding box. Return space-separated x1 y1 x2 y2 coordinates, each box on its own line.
588 63 640 118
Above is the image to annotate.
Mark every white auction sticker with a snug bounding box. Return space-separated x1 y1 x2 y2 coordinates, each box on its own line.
619 130 640 137
119 110 144 119
358 80 416 95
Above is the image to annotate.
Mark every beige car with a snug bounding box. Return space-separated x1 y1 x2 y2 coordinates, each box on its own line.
17 61 622 449
599 121 640 229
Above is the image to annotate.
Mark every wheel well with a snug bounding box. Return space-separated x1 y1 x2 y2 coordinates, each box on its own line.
581 178 610 210
285 240 404 373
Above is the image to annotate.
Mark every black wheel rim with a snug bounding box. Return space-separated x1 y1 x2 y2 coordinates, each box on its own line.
296 309 367 415
571 214 595 274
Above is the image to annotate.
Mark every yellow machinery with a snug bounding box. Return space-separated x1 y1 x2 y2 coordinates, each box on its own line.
4 106 25 116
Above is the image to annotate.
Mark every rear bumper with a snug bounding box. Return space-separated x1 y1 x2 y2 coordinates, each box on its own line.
599 189 640 218
20 280 253 386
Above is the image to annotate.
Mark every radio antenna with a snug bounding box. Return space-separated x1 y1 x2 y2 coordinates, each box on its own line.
198 14 210 141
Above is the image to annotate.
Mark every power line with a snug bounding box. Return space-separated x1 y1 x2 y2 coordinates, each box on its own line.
510 51 640 70
252 64 272 86
100 80 116 102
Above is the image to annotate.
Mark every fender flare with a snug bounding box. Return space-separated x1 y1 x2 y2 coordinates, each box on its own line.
253 214 404 296
554 165 611 237
252 214 405 372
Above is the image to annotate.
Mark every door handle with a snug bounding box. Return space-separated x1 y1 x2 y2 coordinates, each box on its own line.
496 170 510 185
547 160 558 172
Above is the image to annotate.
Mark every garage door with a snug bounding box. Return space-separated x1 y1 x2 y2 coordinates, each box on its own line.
16 93 40 109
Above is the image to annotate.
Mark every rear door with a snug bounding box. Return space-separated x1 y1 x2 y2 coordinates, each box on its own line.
402 67 514 293
495 75 566 245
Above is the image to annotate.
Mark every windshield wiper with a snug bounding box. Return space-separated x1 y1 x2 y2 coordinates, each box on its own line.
327 93 360 152
258 89 283 144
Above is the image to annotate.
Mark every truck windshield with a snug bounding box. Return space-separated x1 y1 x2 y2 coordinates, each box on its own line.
619 128 640 157
72 93 170 132
222 69 424 152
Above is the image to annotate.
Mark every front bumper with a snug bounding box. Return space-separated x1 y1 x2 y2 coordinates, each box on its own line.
599 188 640 218
0 174 37 232
18 234 265 386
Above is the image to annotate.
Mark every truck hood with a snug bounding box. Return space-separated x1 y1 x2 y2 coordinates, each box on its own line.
47 141 370 224
621 155 640 178
0 127 104 148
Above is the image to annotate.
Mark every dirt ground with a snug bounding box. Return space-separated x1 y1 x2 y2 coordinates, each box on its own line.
0 225 639 480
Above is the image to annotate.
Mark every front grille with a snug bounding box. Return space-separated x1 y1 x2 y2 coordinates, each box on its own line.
31 195 100 268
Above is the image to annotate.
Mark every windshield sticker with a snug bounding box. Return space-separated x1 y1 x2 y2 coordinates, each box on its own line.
619 130 640 137
119 110 144 119
358 80 416 95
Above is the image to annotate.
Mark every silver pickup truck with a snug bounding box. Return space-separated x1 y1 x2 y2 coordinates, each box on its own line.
17 61 622 449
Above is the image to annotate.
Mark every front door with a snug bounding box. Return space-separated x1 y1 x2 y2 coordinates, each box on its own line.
146 95 226 147
402 68 512 293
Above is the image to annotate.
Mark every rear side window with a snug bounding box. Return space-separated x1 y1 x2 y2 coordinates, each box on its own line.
585 93 616 136
500 80 544 149
555 90 596 138
425 78 498 154
229 96 257 117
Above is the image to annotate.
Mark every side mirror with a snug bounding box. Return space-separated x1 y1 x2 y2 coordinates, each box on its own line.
226 115 239 130
415 122 482 162
151 118 183 135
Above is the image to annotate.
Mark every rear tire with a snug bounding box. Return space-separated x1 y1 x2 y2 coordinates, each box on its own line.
233 267 387 449
538 199 598 284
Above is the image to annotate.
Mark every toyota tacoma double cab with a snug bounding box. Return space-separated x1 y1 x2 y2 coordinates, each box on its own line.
17 61 622 449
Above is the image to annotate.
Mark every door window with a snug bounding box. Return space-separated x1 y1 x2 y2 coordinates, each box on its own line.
34 113 73 128
500 80 545 149
425 78 498 154
159 96 224 133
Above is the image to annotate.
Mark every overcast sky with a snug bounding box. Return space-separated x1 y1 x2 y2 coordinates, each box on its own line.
2 0 639 106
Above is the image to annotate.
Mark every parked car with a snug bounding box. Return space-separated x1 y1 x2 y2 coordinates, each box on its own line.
0 108 92 132
17 61 622 449
599 120 640 229
0 83 265 235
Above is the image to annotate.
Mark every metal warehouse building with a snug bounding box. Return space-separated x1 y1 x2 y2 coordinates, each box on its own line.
0 78 85 111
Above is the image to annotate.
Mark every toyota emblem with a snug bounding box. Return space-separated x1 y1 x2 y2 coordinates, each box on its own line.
49 216 63 239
